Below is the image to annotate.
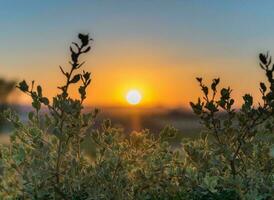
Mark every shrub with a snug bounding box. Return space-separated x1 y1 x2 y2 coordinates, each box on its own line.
0 34 273 199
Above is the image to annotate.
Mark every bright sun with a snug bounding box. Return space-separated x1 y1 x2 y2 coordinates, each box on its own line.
126 90 142 105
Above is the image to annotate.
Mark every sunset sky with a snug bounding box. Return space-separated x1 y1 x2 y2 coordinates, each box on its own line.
1 1 274 108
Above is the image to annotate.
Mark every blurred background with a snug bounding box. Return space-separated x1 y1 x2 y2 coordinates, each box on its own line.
2 1 274 141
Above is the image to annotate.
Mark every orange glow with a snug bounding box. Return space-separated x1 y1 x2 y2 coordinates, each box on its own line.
8 41 265 109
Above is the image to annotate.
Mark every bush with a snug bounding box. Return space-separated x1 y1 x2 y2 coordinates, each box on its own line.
0 34 273 199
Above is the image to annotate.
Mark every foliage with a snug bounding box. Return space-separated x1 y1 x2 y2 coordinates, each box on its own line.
0 34 273 199
189 52 274 199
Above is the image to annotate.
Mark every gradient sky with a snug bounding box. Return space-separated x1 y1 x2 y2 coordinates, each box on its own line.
1 1 274 108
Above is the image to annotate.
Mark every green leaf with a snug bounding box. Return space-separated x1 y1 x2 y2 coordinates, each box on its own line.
270 146 274 158
196 77 202 83
82 46 91 53
41 97 49 105
260 82 267 92
78 33 90 46
70 74 81 83
205 101 218 112
32 100 41 110
83 71 91 81
79 86 86 99
202 86 209 96
18 80 29 92
202 174 218 193
13 146 25 165
37 85 42 97
28 111 34 120
160 125 177 140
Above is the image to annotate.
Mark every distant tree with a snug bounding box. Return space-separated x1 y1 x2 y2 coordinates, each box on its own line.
0 78 15 131
0 78 15 105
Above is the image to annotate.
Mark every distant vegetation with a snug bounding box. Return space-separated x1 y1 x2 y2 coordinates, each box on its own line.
0 78 15 104
0 78 15 132
0 34 273 199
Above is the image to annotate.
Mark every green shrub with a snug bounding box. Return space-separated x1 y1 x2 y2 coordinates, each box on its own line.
0 34 273 199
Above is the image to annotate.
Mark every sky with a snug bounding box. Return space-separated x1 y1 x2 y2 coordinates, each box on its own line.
1 0 274 108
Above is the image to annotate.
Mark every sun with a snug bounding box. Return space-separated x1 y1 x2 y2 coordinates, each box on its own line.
126 90 142 105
